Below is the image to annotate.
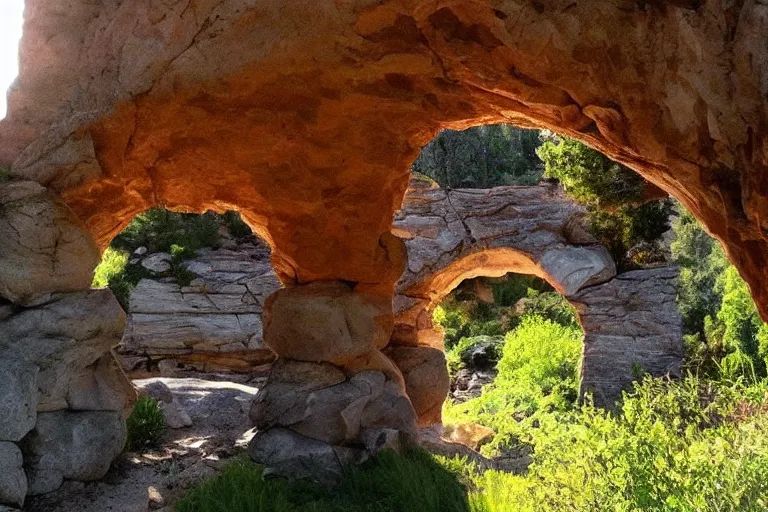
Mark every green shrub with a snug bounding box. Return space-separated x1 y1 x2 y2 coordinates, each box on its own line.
0 167 10 182
111 208 220 255
444 316 582 454
176 449 472 512
469 377 768 512
125 396 166 452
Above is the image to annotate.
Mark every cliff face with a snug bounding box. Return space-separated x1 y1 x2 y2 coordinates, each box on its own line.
2 0 767 315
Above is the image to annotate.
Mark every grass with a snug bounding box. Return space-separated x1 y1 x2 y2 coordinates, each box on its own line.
176 449 473 512
125 396 166 452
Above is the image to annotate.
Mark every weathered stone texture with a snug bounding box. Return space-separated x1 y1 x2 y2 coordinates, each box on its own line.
571 267 684 406
0 181 99 305
119 241 279 373
0 442 26 508
22 411 126 495
0 290 133 499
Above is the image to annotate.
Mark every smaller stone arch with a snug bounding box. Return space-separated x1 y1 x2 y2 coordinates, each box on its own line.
387 176 682 426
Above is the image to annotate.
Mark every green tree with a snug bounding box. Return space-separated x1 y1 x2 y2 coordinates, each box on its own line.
412 125 543 188
536 137 672 269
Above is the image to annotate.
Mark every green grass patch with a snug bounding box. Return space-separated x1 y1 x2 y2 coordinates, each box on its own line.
125 395 166 452
176 449 473 512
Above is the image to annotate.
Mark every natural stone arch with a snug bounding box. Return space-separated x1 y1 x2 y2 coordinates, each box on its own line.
0 0 762 503
389 177 682 423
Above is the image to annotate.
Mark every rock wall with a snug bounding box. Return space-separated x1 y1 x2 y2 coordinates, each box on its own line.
0 291 133 507
119 237 280 375
572 267 684 405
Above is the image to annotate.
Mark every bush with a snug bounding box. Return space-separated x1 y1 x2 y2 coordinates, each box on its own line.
176 449 472 512
469 377 768 512
111 208 220 255
443 316 582 454
125 396 166 452
537 137 672 269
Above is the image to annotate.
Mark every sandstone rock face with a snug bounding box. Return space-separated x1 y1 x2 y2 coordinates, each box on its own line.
22 411 126 495
384 346 449 428
571 267 684 406
6 0 766 319
0 181 99 305
0 442 26 508
395 179 616 305
264 282 393 365
119 242 280 373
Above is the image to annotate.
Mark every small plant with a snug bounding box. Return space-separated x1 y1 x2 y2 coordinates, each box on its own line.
0 167 10 182
125 395 166 452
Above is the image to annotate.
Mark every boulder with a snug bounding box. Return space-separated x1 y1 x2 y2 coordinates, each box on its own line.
264 282 393 364
443 423 495 451
22 411 126 495
385 346 450 427
66 354 136 416
0 181 99 305
0 290 127 413
247 428 343 485
250 359 346 429
140 253 172 273
160 401 193 429
0 442 26 508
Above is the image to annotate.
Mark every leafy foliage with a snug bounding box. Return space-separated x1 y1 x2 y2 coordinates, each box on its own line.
469 377 768 512
412 125 543 188
671 206 768 380
443 316 583 454
125 396 166 452
537 137 673 269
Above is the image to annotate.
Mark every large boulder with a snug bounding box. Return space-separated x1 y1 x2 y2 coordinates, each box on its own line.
385 346 449 427
0 442 26 508
264 282 393 364
0 181 99 305
247 427 344 485
0 290 128 413
21 411 126 495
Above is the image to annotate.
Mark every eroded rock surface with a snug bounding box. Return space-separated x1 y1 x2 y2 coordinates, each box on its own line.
119 240 280 374
572 267 684 406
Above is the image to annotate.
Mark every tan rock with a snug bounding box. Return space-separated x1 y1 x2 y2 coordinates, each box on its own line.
443 423 495 451
384 346 449 427
264 282 393 364
0 181 99 305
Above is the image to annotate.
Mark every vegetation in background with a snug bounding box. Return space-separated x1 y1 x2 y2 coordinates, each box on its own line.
537 137 673 270
92 208 254 308
412 125 543 188
444 316 582 455
0 167 10 181
672 207 768 381
125 396 166 452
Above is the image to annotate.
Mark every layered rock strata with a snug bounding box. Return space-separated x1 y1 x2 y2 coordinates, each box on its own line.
119 239 280 374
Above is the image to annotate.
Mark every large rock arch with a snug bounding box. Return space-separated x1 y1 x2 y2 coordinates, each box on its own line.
389 177 682 424
0 0 763 504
